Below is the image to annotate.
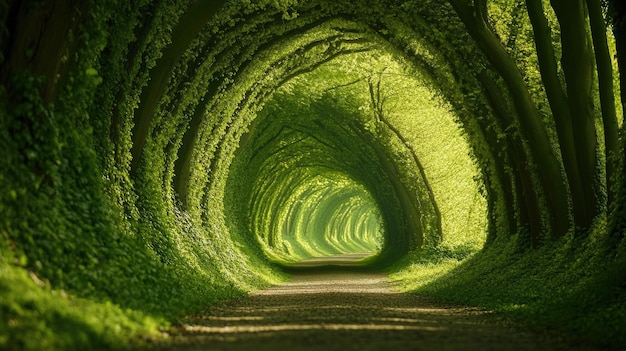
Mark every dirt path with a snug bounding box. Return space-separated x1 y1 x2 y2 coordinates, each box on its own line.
156 256 597 351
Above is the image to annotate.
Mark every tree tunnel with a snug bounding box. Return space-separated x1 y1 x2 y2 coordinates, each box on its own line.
1 0 626 349
223 50 484 265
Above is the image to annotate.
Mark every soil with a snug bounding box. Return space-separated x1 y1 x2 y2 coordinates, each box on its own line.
155 254 600 351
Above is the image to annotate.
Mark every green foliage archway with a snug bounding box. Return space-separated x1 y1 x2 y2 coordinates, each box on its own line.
0 0 625 349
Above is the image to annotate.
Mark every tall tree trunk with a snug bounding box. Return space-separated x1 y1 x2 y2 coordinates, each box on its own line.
607 0 626 243
607 0 626 120
526 0 587 230
449 0 572 237
130 0 227 171
550 0 600 229
477 72 520 237
478 71 543 244
0 0 86 104
174 85 216 207
587 0 620 210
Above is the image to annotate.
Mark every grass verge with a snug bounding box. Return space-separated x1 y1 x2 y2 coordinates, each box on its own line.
0 257 165 351
390 236 626 349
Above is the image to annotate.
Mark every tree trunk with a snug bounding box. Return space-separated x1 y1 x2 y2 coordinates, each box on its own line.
588 0 621 211
550 0 600 229
478 71 543 243
130 0 228 171
608 0 626 121
0 0 86 104
526 0 586 230
476 73 518 237
449 0 571 237
607 0 626 243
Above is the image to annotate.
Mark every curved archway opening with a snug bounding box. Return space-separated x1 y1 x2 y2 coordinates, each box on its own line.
225 48 486 268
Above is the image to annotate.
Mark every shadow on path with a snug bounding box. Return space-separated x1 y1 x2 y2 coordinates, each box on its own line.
154 255 598 351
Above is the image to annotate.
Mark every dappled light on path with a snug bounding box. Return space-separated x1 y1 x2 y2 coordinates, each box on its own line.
157 256 596 351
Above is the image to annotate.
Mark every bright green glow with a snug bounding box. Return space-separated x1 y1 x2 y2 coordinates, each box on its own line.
271 173 383 261
226 49 486 265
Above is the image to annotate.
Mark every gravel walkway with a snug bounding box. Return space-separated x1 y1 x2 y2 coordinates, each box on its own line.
157 257 598 351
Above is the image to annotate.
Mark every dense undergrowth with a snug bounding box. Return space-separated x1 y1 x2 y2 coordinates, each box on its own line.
0 253 163 350
391 223 626 349
0 71 281 350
